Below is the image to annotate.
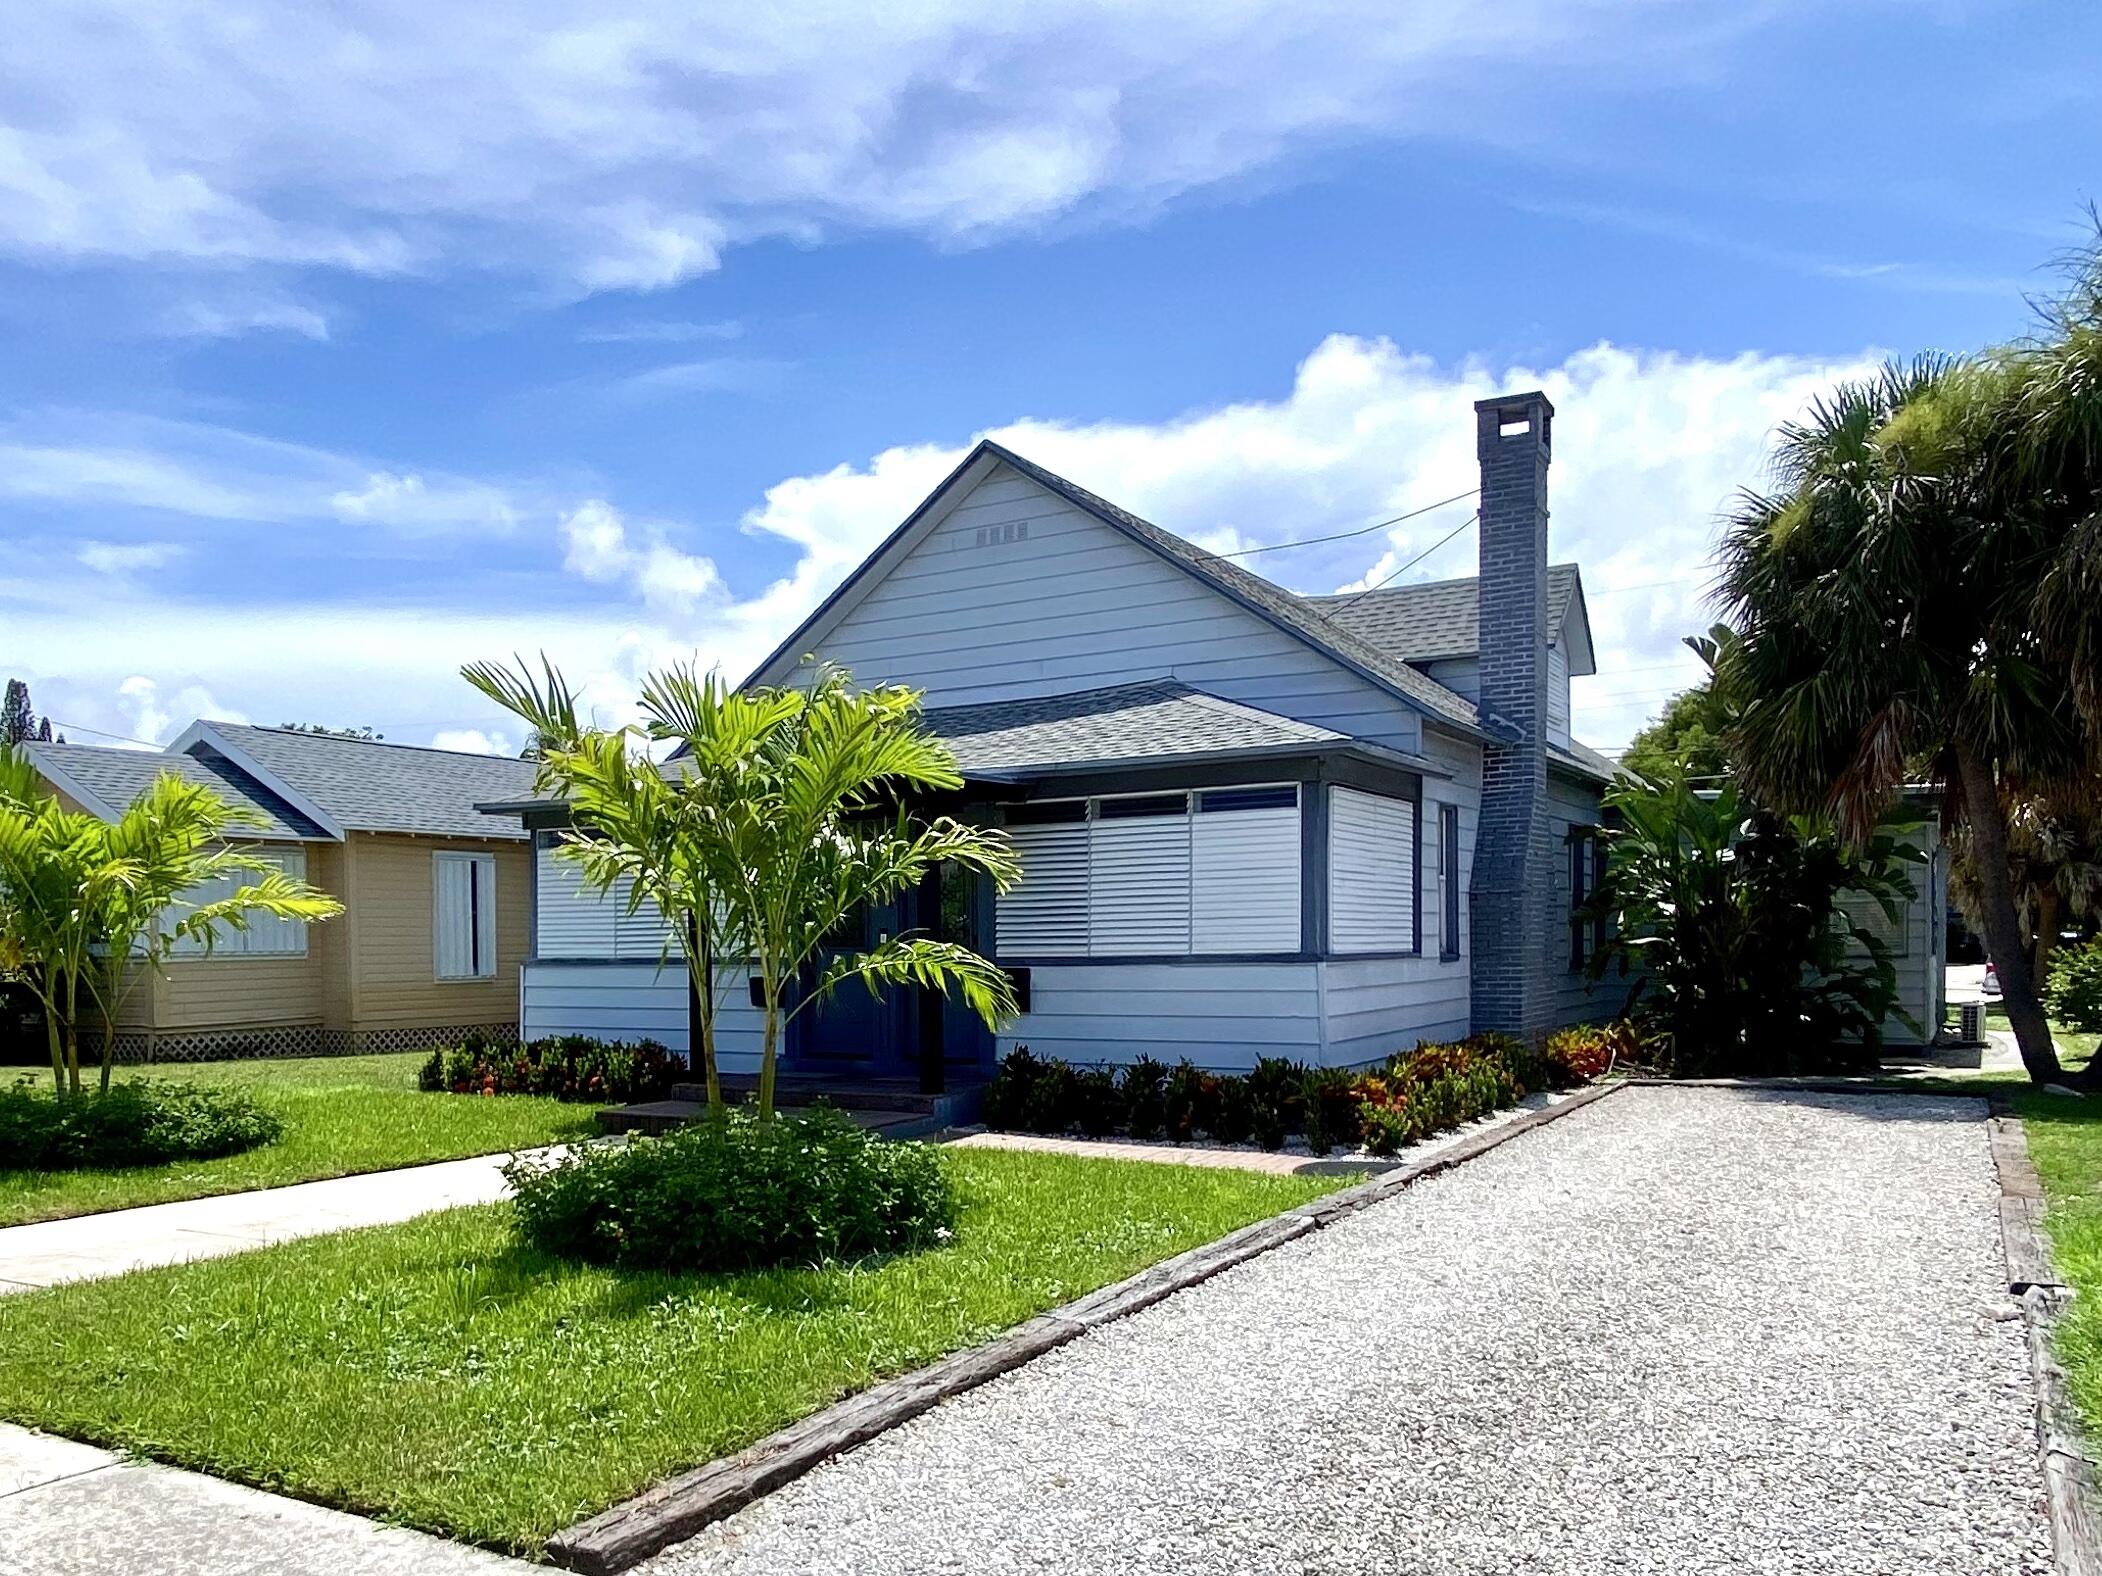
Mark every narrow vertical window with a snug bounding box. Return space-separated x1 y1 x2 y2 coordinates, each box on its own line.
1439 803 1461 961
435 852 498 980
1568 828 1596 968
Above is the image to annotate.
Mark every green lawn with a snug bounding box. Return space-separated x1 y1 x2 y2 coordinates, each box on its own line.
0 1053 600 1227
0 1147 1346 1554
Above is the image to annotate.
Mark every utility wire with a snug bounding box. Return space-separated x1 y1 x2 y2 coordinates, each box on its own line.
1325 511 1481 613
1214 488 1479 560
45 719 162 748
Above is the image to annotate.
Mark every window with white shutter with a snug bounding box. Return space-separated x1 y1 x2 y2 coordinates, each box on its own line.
997 802 1090 956
434 852 498 980
1328 787 1418 953
995 786 1302 959
1193 787 1301 953
1089 794 1191 953
167 848 309 958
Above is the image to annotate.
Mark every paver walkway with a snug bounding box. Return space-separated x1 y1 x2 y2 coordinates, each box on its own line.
0 1424 524 1575
0 1149 539 1292
645 1086 2053 1576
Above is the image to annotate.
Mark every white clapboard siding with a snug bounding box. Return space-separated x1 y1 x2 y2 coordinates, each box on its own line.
434 852 496 979
535 842 617 958
1090 812 1191 953
998 822 1090 956
1193 805 1300 953
1329 787 1416 953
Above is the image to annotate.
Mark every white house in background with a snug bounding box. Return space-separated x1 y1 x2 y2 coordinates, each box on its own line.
487 391 1945 1090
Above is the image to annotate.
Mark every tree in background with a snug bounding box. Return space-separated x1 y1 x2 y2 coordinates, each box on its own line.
1718 231 2102 1086
279 723 384 740
467 658 1020 1120
1620 625 1740 781
2 682 36 746
1949 790 2102 982
0 747 343 1095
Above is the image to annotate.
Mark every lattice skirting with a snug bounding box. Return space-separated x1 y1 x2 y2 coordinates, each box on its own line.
115 1021 520 1064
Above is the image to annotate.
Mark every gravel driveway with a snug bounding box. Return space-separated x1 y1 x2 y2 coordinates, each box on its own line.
642 1087 2050 1576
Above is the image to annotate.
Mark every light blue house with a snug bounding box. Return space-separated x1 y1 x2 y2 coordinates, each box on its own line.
500 392 1631 1092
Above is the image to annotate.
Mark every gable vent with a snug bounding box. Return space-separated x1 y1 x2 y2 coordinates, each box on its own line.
971 519 1030 550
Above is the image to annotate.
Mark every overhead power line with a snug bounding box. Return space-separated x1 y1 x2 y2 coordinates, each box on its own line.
1214 488 1479 560
1325 511 1482 613
46 719 162 748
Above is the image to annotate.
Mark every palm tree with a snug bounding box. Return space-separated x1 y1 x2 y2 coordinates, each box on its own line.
0 747 344 1095
466 658 1021 1120
1717 279 2102 1084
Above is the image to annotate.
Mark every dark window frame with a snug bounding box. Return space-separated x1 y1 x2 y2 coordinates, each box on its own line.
1439 802 1462 962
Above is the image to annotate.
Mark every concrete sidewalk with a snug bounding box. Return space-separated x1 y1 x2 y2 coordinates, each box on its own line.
0 1149 543 1293
0 1424 526 1575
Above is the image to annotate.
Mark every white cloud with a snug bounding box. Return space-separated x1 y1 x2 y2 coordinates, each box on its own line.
0 0 1798 291
577 318 743 345
560 499 721 611
329 471 519 533
114 674 246 746
77 540 185 575
160 293 331 341
430 727 514 756
0 412 524 535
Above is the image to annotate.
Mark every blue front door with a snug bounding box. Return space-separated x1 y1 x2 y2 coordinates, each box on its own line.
794 895 910 1073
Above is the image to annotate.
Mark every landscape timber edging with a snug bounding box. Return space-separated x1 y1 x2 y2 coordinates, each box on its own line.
543 1078 1631 1575
1986 1103 2102 1576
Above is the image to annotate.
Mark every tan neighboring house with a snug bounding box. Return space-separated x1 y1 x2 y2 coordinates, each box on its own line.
27 724 542 1061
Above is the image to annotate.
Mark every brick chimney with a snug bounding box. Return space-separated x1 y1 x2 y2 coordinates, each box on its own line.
1469 391 1554 1038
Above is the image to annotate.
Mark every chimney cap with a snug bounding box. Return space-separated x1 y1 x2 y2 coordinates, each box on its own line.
1474 389 1553 460
1472 389 1554 419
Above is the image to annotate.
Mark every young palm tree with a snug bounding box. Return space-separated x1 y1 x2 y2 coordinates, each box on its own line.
0 747 345 1095
466 658 1020 1120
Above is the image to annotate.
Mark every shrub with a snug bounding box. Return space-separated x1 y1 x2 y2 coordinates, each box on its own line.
1163 1060 1214 1144
1020 1057 1078 1135
1072 1068 1122 1137
2045 943 2102 1033
1211 1073 1255 1145
1544 1021 1637 1084
418 1034 684 1104
0 1079 283 1171
981 1047 1043 1131
1301 1067 1357 1157
1120 1057 1168 1140
506 1105 957 1271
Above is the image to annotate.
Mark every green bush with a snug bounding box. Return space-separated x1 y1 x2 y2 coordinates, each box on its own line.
418 1034 683 1103
0 1080 283 1171
505 1105 958 1271
1072 1068 1121 1137
2045 943 2102 1033
1120 1056 1168 1140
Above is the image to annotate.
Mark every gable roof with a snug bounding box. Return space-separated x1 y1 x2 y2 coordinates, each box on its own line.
1302 564 1591 671
745 440 1486 739
171 724 540 841
26 742 329 841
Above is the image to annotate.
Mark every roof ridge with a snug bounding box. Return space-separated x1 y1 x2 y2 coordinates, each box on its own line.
214 721 526 763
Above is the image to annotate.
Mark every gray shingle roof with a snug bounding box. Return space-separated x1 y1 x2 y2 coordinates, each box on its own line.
28 742 329 840
1550 737 1622 784
1302 563 1583 663
201 724 540 840
923 679 1351 776
984 444 1484 733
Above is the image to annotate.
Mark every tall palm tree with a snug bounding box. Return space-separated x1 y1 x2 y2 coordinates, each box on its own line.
0 747 344 1095
467 658 1020 1120
1718 282 2102 1085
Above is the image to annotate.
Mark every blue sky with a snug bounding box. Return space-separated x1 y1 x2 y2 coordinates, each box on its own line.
2 0 2096 754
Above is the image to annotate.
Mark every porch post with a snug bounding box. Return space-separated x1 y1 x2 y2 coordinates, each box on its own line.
916 866 945 1095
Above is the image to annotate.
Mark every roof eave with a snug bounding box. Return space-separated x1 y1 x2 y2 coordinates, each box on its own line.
957 736 1449 784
